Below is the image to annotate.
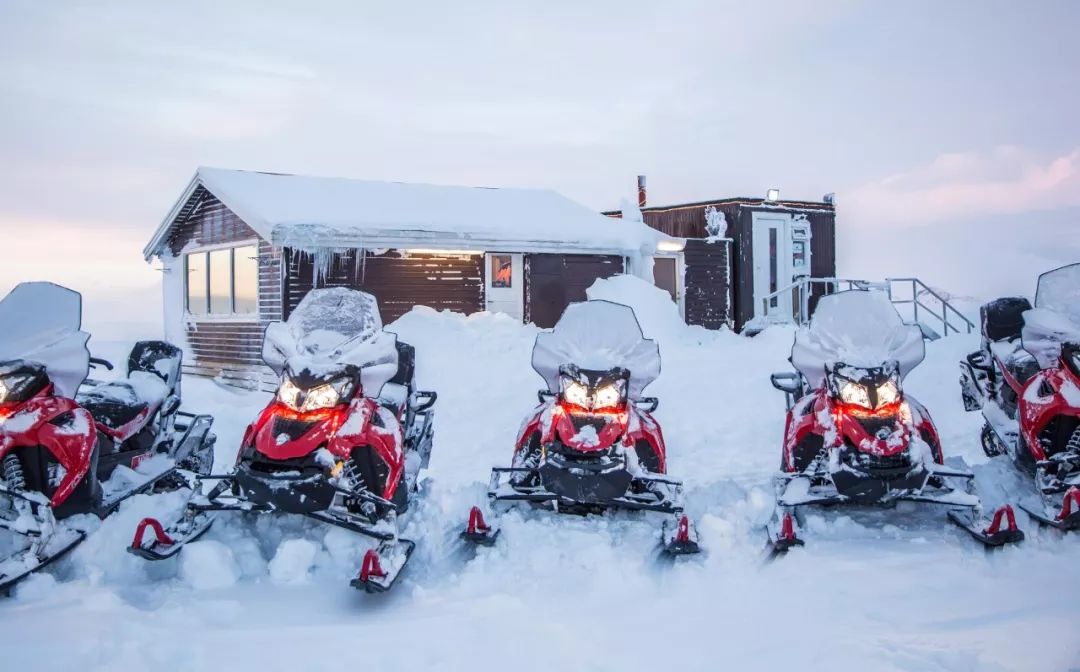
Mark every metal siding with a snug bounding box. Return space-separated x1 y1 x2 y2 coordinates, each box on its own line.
683 239 731 328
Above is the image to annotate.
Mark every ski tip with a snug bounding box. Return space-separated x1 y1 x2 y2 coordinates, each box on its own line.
460 506 500 546
662 515 702 556
769 511 804 557
131 517 173 550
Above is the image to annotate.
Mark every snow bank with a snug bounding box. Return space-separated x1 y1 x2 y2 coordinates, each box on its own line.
179 541 241 590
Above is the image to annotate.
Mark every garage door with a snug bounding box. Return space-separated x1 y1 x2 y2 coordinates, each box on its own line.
526 254 624 328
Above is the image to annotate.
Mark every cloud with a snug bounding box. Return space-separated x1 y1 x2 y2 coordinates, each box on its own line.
846 145 1080 226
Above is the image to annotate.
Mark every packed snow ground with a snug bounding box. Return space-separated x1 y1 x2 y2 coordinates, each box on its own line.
1 278 1077 672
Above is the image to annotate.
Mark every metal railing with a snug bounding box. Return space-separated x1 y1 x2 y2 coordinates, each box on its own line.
756 276 974 337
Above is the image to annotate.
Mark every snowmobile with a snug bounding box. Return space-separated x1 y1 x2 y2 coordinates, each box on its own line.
0 282 215 591
129 287 437 593
767 289 1021 555
461 300 700 556
959 262 1080 532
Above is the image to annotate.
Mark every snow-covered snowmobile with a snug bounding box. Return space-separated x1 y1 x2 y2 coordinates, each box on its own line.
461 300 700 556
129 287 436 592
0 282 214 591
959 262 1080 531
767 290 1020 554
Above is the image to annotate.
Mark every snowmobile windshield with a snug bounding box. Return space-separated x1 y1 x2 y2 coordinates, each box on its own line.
0 282 89 399
262 287 399 398
1022 262 1080 369
532 300 660 400
791 289 924 390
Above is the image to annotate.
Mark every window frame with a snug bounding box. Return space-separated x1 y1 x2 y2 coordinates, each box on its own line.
183 240 260 321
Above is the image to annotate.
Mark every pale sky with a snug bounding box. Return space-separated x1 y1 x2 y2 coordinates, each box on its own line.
2 1 1078 337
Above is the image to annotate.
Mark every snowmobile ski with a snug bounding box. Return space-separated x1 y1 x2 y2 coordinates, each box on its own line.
947 505 1025 547
765 511 804 559
460 506 500 546
661 514 701 556
0 527 85 594
349 539 415 593
1019 487 1080 532
128 512 215 561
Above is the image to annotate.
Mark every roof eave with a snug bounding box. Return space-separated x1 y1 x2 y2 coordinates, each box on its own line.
142 172 202 261
270 226 674 257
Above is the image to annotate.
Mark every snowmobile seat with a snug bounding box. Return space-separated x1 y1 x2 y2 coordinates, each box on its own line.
128 340 182 390
378 341 415 415
981 297 1032 344
78 372 170 438
388 341 416 390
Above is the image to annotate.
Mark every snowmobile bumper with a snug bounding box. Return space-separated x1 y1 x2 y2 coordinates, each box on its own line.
778 462 977 508
233 464 336 514
537 452 634 505
487 466 683 514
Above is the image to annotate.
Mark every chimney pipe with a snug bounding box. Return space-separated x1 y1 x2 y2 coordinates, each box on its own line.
637 175 647 208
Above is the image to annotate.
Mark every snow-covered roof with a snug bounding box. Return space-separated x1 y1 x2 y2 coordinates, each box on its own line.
145 167 679 260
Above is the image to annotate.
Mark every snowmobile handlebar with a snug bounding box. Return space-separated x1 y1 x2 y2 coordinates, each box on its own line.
636 397 659 413
89 357 114 371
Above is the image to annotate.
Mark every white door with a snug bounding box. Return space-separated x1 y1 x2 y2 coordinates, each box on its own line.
484 252 524 321
752 214 792 321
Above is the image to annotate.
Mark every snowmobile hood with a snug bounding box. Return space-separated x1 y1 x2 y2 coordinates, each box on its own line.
532 300 659 400
0 282 90 399
1022 263 1080 369
263 287 398 398
791 290 924 390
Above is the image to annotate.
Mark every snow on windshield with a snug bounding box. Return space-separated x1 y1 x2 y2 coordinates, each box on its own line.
532 300 660 400
0 282 90 398
791 290 925 389
263 287 398 396
1023 263 1080 368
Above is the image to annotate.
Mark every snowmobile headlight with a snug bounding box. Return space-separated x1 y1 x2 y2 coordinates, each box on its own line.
561 379 589 408
876 380 900 407
277 378 304 410
0 361 49 405
302 383 341 411
838 381 871 409
593 382 624 410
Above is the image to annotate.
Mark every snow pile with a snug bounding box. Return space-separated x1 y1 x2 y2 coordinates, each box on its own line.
0 280 1078 672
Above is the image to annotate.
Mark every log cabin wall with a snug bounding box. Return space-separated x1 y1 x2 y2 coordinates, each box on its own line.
283 249 485 323
166 189 278 389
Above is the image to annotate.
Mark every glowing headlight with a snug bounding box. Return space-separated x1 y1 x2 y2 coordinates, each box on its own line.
562 380 589 407
876 380 900 407
277 378 303 410
302 383 340 411
276 377 348 412
838 381 871 408
593 383 622 410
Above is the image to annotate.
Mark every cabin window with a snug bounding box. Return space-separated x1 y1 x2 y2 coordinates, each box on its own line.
490 254 513 288
185 244 258 316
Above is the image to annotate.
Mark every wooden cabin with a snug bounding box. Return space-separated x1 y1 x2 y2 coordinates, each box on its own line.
143 167 680 389
606 177 837 332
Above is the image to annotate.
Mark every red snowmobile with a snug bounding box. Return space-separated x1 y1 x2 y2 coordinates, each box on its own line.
129 287 436 592
461 300 700 556
768 290 1021 555
960 262 1080 531
0 282 214 591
